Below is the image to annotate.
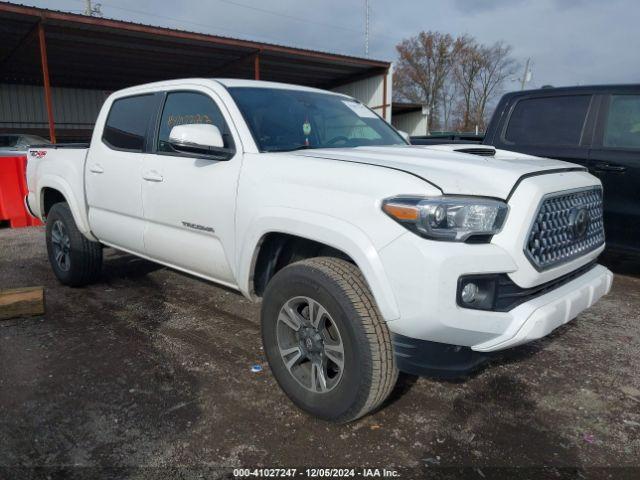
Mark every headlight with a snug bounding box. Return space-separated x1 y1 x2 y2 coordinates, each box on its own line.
382 195 509 242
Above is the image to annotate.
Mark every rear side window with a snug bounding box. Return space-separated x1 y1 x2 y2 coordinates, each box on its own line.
0 135 19 147
103 94 157 151
157 91 233 153
504 95 591 146
603 95 640 150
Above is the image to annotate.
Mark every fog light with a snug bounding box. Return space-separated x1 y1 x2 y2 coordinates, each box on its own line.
461 282 479 303
457 275 498 311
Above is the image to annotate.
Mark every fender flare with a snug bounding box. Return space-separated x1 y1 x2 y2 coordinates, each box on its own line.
38 175 97 241
237 207 401 322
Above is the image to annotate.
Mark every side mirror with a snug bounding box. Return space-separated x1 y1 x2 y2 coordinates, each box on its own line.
398 130 411 143
169 124 230 156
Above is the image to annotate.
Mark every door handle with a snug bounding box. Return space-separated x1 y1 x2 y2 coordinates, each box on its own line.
89 164 104 174
143 170 164 182
593 163 626 173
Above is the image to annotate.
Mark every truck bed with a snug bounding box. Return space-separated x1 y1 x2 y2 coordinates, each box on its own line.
26 144 91 236
28 143 90 149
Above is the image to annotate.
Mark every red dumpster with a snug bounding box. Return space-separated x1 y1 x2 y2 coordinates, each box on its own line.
0 155 42 228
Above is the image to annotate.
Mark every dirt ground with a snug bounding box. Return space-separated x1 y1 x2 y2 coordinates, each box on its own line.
1 226 639 479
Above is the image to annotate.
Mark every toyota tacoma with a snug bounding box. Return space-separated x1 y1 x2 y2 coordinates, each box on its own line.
25 79 612 423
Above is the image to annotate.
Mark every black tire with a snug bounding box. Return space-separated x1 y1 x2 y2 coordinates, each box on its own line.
261 257 398 423
46 202 102 287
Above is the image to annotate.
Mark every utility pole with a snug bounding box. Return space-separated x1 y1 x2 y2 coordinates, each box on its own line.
364 0 370 58
422 105 430 136
520 57 531 90
84 0 103 17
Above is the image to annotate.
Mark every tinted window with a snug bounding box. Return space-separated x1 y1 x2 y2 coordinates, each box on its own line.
103 95 156 151
505 95 591 146
0 135 20 147
228 87 405 152
157 91 232 153
19 135 48 146
603 95 640 150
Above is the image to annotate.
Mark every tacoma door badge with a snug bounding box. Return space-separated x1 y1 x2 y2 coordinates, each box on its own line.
181 221 215 233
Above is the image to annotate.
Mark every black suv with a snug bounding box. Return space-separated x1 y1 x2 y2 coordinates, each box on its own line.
484 85 640 254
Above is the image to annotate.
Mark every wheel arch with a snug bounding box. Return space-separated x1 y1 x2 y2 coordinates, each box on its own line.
38 176 95 240
251 232 353 297
41 187 66 217
237 211 401 322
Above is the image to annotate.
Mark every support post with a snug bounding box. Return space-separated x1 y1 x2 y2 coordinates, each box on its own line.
382 69 388 121
38 23 56 143
254 52 260 80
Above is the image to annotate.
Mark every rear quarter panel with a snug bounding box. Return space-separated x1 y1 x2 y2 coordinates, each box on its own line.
27 147 94 239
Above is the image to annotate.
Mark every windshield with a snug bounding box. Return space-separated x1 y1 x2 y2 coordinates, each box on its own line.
228 87 406 152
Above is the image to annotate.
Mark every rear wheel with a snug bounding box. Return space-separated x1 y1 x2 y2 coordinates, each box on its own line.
261 257 397 423
46 202 102 287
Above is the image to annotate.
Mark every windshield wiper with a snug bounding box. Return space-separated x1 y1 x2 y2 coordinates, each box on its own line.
264 144 315 153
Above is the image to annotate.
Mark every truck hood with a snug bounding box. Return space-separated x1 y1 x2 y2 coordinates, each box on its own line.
293 145 584 199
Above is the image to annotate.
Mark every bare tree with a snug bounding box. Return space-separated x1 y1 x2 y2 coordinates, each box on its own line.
452 39 484 131
394 32 517 133
394 31 461 130
440 77 458 131
472 42 518 129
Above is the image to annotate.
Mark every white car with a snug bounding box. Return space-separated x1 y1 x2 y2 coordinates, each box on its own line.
25 78 612 423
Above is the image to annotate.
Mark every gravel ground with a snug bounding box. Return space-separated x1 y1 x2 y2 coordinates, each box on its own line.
0 226 639 479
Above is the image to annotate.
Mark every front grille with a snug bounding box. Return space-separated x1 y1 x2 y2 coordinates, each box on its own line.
525 187 604 270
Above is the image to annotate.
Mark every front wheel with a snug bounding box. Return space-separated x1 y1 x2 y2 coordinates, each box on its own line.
261 257 398 423
46 202 103 287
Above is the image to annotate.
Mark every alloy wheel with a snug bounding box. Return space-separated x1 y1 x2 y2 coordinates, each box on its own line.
276 296 345 393
51 220 71 272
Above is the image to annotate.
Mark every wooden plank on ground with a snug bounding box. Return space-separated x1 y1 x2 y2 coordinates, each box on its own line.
0 287 45 321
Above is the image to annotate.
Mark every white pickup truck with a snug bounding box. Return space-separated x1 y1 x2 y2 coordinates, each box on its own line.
26 78 612 423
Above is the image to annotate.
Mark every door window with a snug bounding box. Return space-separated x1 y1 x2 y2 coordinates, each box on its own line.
103 94 157 151
504 95 591 146
157 91 233 153
603 95 640 150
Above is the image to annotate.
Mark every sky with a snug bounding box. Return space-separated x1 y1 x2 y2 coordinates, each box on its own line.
15 0 640 92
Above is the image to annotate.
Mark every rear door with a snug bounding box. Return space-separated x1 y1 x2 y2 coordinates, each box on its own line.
85 93 160 254
589 92 640 252
491 93 595 167
141 88 241 284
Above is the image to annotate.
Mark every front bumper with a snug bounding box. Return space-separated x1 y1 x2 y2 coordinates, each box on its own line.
392 333 495 378
388 264 612 377
471 263 612 351
378 228 611 354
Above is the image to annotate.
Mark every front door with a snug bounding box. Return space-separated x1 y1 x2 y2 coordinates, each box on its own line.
141 89 242 285
589 93 640 253
85 93 159 254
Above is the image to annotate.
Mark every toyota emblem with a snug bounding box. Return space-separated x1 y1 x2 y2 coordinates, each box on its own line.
569 207 590 240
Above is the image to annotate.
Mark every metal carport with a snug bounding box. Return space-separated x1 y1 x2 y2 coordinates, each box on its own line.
0 2 391 142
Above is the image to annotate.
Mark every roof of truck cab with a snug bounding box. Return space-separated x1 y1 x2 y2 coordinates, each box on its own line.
504 83 640 98
215 78 348 95
106 78 351 98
